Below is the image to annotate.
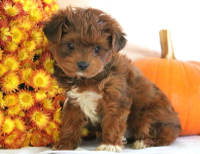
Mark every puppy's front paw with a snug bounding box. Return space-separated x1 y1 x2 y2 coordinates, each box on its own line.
96 144 122 153
132 140 147 149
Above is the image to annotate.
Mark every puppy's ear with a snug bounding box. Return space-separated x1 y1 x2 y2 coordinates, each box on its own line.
112 31 127 52
43 9 69 44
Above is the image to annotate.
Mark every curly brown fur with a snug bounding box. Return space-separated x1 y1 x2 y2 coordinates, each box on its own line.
43 7 181 152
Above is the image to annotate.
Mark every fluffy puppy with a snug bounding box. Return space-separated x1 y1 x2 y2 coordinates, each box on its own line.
43 7 181 152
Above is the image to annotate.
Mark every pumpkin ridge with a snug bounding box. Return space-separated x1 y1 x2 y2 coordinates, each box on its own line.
153 58 162 85
191 65 200 134
180 61 190 133
182 61 200 134
168 60 171 106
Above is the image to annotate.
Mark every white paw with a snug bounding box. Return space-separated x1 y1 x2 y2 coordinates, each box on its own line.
132 140 147 149
96 144 122 153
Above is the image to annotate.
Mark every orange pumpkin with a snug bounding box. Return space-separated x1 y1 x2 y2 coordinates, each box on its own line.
134 30 200 135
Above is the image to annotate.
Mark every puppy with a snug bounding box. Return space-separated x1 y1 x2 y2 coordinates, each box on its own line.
43 7 181 152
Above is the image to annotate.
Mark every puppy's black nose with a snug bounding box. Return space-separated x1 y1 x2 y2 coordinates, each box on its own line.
77 61 89 71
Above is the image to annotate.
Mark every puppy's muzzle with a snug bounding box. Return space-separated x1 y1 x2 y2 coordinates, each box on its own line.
77 61 89 71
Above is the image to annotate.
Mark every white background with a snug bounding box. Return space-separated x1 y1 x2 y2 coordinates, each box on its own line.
57 0 200 62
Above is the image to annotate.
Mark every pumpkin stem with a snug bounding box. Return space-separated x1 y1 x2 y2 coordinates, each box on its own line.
159 30 176 59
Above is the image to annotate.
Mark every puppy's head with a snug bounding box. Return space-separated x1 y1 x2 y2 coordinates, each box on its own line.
43 7 126 78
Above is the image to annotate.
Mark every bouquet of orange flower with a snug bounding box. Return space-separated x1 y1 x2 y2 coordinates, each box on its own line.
0 0 66 149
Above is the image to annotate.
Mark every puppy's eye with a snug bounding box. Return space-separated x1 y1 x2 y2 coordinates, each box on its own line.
94 46 101 54
67 43 74 50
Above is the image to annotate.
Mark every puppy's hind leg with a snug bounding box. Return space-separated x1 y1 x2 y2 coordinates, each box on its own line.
130 122 181 149
149 122 181 147
127 104 181 149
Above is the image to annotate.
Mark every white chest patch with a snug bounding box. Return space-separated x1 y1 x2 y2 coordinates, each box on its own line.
67 88 102 124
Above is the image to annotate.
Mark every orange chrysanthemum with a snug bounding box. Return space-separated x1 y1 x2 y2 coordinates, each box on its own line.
44 6 50 15
45 121 58 136
14 118 26 132
0 111 4 127
39 51 55 74
23 0 39 12
4 93 18 107
10 26 24 44
40 98 54 110
2 54 20 71
0 99 6 109
18 48 29 61
21 129 32 147
9 17 19 26
0 0 61 149
30 130 43 147
21 59 35 68
30 129 52 147
58 87 65 93
28 106 51 130
7 105 21 116
31 28 43 47
18 111 25 118
43 0 59 16
0 19 12 47
52 129 60 143
1 71 20 93
22 40 36 52
42 33 48 47
35 48 43 55
30 69 52 90
20 67 33 85
12 0 21 2
47 90 57 98
0 10 6 20
0 48 3 60
35 90 47 102
47 78 60 98
0 135 2 148
18 17 33 31
0 91 3 100
0 63 8 77
4 42 18 52
0 91 6 109
53 94 66 108
18 90 35 110
44 0 53 3
0 0 25 19
51 78 59 87
2 117 15 134
29 8 45 23
3 129 25 149
53 107 61 124
34 60 40 66
42 132 52 146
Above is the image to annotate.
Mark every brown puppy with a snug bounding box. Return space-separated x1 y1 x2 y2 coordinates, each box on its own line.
43 7 181 152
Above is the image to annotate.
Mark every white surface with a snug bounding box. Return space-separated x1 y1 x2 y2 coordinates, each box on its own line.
0 136 200 154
